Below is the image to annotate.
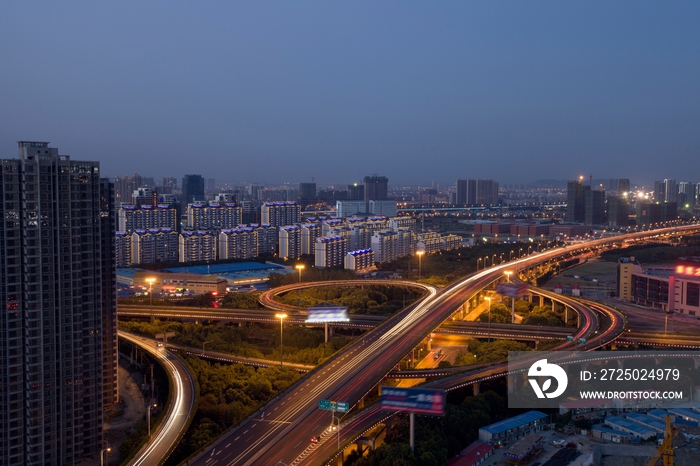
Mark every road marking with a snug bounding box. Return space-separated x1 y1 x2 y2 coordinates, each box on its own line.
251 424 257 428
274 407 278 410
234 436 240 441
243 430 248 434
225 443 231 448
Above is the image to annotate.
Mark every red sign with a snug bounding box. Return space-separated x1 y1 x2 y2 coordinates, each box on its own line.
676 265 700 277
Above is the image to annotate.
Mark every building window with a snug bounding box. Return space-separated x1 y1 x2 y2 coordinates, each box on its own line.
687 283 700 308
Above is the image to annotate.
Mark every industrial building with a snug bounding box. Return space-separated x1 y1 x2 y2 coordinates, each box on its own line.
478 411 548 444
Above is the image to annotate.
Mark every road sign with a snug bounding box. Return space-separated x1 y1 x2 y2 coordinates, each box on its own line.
330 401 337 412
380 387 445 415
566 336 574 342
337 402 349 413
318 399 331 410
578 338 586 345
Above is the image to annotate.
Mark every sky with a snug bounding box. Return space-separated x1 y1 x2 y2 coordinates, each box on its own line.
1 1 699 187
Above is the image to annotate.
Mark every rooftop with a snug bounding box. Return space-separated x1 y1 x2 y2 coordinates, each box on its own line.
479 411 547 435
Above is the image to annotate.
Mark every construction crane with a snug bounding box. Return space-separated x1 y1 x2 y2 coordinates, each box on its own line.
646 415 678 466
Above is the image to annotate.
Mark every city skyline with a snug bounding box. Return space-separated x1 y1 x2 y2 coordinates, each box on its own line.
2 2 700 185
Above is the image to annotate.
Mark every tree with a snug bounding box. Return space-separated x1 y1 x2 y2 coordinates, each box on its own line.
476 303 510 323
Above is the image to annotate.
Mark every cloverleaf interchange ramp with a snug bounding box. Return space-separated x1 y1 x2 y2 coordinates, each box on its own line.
118 332 196 466
153 225 699 466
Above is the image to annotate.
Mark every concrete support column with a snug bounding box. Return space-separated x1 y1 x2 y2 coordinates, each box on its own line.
473 382 480 396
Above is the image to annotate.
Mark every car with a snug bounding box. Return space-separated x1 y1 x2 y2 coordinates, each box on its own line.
310 435 319 443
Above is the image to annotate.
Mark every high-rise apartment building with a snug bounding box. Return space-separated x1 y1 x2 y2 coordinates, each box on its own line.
363 175 388 204
607 196 629 227
118 204 177 233
185 202 242 230
182 174 206 204
219 227 259 260
455 179 498 205
616 179 630 194
179 230 217 262
0 142 115 465
475 179 499 205
100 179 118 407
260 201 301 228
161 176 177 189
566 178 587 222
664 179 677 203
584 189 605 225
654 181 665 203
279 225 302 260
314 235 348 268
347 183 364 200
299 182 317 205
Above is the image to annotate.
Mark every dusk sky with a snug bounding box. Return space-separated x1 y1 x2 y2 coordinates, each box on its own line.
1 1 699 187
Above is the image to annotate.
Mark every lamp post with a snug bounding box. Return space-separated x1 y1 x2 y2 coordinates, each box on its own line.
147 403 157 436
492 254 496 266
504 271 515 322
146 277 156 324
295 264 305 283
510 250 514 261
100 447 111 466
276 313 287 366
477 257 482 271
416 251 424 279
485 296 492 344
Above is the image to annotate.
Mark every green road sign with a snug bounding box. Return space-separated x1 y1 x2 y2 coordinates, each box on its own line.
318 399 331 410
337 402 349 413
330 401 337 412
578 338 586 345
566 336 574 342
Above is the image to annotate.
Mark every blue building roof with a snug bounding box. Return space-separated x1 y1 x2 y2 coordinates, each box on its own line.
605 417 656 437
647 409 670 420
625 413 666 431
667 408 700 421
480 411 548 435
591 425 630 437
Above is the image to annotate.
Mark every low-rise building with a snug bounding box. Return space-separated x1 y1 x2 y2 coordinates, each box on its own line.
478 411 548 444
134 270 227 296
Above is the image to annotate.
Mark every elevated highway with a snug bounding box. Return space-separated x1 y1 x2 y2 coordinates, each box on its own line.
182 224 697 466
119 331 196 466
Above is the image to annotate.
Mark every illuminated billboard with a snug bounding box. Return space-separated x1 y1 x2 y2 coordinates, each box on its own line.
305 306 349 323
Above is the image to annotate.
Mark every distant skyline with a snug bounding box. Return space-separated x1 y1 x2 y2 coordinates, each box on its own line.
1 1 699 185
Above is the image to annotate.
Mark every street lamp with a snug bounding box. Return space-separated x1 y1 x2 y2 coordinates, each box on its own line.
484 296 492 343
477 257 482 271
276 313 287 367
146 277 156 323
295 264 305 283
416 251 425 279
100 447 111 466
510 250 514 261
147 403 157 436
202 340 214 356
